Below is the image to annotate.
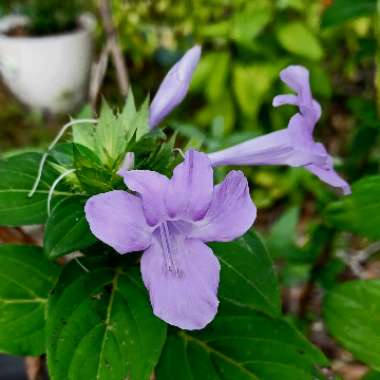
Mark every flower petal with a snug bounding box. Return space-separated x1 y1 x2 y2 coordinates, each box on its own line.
121 170 170 226
141 237 220 330
306 164 351 195
279 65 313 106
208 127 324 168
166 150 213 221
149 45 201 128
85 190 152 254
274 65 321 127
117 152 135 174
190 171 256 242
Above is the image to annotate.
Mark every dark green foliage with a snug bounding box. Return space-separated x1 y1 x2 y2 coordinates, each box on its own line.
0 245 60 355
25 0 89 35
0 152 73 226
47 258 167 380
324 280 380 371
321 0 376 28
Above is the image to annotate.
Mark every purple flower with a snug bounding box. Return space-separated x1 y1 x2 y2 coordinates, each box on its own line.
85 150 256 330
208 65 351 195
149 45 201 129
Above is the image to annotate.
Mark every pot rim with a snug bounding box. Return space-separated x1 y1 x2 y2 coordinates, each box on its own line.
0 13 96 41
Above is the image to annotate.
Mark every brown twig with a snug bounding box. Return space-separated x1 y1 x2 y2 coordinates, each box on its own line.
98 0 129 97
25 356 44 380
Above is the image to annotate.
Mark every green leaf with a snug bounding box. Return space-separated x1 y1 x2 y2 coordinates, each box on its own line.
233 63 280 120
231 3 272 45
323 280 380 371
277 22 324 61
267 207 300 260
156 303 328 380
47 259 167 380
73 144 116 193
363 371 380 380
134 96 150 141
0 152 74 226
0 245 60 355
44 196 96 259
72 106 96 151
321 0 376 28
325 175 380 240
95 102 127 169
210 231 281 318
121 90 138 142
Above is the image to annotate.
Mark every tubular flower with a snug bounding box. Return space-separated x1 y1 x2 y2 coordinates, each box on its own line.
208 65 351 195
149 45 201 129
85 150 256 330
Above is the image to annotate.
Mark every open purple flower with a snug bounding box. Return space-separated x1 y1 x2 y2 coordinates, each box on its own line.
149 45 201 129
85 150 256 330
208 65 351 195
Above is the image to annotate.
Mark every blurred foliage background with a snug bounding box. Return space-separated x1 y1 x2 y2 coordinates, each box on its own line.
1 1 380 378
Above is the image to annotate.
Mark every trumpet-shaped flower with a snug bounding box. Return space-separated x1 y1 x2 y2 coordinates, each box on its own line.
85 150 256 330
149 45 201 128
208 65 351 195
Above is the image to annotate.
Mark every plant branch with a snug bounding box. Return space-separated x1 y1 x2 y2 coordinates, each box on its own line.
98 0 129 97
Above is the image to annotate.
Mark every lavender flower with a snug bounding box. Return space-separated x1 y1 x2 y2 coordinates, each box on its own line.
85 150 256 330
149 45 201 129
208 65 351 195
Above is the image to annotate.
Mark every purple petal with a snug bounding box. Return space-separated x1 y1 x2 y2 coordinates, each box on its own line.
85 191 152 254
166 150 213 221
149 45 201 128
117 152 135 174
272 94 298 107
306 163 351 195
207 128 325 168
190 171 256 242
279 65 313 106
273 65 321 127
121 170 170 226
141 237 220 330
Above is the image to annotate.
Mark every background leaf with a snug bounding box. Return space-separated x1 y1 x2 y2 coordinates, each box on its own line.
156 303 328 380
325 175 380 240
323 280 380 371
0 245 60 355
44 196 96 259
210 230 281 318
276 22 324 61
0 152 73 226
321 0 376 28
47 259 167 380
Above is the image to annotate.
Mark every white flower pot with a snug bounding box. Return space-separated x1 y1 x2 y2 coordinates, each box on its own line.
0 15 95 115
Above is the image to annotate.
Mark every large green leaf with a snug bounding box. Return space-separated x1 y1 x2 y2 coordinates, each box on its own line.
44 196 96 259
321 0 376 28
210 230 281 318
363 371 380 380
277 22 324 61
0 152 74 226
47 259 167 380
325 175 380 240
323 280 380 371
156 303 328 380
0 245 60 355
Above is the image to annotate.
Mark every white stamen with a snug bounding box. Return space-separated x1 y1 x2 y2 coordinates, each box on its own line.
28 118 98 198
162 222 179 275
47 169 76 216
